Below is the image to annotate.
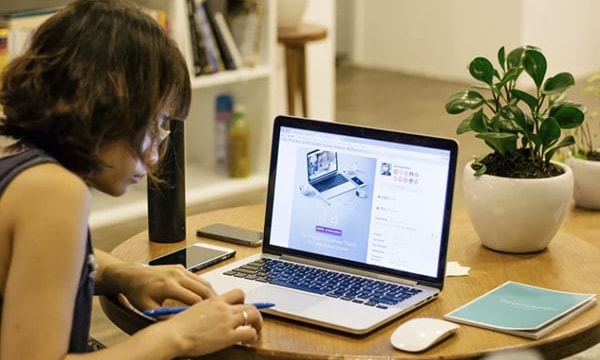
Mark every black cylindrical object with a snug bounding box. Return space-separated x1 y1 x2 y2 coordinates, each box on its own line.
147 120 186 243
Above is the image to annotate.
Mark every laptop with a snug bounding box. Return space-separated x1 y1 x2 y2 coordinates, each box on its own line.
201 115 459 335
306 149 356 199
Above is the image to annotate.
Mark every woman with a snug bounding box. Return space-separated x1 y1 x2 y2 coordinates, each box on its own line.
0 0 262 358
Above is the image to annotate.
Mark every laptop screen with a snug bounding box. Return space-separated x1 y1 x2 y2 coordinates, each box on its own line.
263 116 458 288
307 149 339 182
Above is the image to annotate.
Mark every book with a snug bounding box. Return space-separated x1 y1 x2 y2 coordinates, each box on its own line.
141 6 169 31
0 26 7 115
185 0 210 76
206 0 228 15
0 27 7 70
202 1 236 70
214 11 243 69
195 0 223 73
228 0 263 67
444 281 597 339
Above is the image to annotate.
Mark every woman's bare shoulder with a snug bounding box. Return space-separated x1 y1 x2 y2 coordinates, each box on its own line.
1 162 91 223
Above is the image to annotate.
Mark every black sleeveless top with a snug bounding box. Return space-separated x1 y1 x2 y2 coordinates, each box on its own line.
0 148 96 353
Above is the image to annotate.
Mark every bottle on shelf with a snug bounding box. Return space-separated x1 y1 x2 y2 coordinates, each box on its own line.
228 104 250 178
215 93 234 170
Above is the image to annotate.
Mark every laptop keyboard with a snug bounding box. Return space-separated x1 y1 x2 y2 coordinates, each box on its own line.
312 173 349 192
223 258 422 309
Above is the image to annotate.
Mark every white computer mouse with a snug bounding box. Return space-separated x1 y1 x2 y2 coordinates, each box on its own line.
390 317 459 352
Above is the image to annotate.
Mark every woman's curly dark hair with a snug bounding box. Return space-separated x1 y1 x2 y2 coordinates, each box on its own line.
0 0 191 177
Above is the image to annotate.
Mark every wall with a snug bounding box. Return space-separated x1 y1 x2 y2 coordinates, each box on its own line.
335 0 353 59
303 0 335 120
350 0 600 82
520 0 600 78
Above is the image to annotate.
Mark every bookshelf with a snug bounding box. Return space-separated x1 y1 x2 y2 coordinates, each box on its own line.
90 0 277 228
0 0 64 14
0 0 277 228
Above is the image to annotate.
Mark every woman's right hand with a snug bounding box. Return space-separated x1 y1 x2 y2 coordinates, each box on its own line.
163 288 264 357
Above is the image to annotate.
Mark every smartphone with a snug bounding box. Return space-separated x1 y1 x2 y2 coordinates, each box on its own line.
196 223 263 247
146 243 235 272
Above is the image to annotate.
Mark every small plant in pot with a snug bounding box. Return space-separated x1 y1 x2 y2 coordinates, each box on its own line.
445 45 585 253
565 69 600 209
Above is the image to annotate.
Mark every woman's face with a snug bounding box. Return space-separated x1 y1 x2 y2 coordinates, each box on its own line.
88 113 170 196
87 139 147 196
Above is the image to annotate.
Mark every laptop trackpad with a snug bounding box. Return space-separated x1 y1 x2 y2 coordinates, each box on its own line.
245 286 325 313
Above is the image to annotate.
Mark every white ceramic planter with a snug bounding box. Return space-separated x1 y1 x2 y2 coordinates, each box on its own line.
463 162 573 253
565 156 600 210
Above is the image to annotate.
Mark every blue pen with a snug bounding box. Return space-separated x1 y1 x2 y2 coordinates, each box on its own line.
143 302 276 317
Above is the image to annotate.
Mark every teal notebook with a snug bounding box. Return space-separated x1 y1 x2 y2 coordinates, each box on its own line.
444 281 596 339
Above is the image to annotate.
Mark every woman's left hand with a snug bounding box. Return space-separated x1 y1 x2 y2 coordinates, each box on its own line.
122 263 217 310
93 249 216 310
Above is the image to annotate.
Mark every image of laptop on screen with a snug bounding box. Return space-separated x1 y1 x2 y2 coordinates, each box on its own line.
200 115 459 335
306 149 356 199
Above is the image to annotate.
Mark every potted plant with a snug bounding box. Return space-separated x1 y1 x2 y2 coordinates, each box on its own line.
565 70 600 209
445 45 585 253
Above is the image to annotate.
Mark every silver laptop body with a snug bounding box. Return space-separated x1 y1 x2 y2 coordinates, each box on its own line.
201 115 459 335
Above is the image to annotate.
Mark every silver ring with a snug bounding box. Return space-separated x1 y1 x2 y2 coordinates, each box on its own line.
242 310 249 326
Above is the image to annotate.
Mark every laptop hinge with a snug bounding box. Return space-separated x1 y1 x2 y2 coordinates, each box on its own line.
278 254 419 287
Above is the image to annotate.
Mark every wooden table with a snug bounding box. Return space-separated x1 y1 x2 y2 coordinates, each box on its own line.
101 203 600 360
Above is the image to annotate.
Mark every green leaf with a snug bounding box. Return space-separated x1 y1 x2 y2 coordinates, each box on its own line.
497 46 506 72
456 117 472 134
476 132 518 156
521 118 537 148
522 114 536 133
495 118 520 133
522 49 547 89
445 91 486 114
511 89 539 113
529 132 542 149
474 164 487 176
506 47 525 70
556 134 576 148
545 135 576 162
456 110 490 134
551 104 585 129
492 69 501 81
524 45 542 52
470 109 488 133
470 160 487 176
539 117 561 149
488 115 501 132
496 67 521 89
496 105 526 133
543 72 575 95
469 57 495 86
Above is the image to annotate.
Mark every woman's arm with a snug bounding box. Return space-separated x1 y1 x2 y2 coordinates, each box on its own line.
1 164 91 359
